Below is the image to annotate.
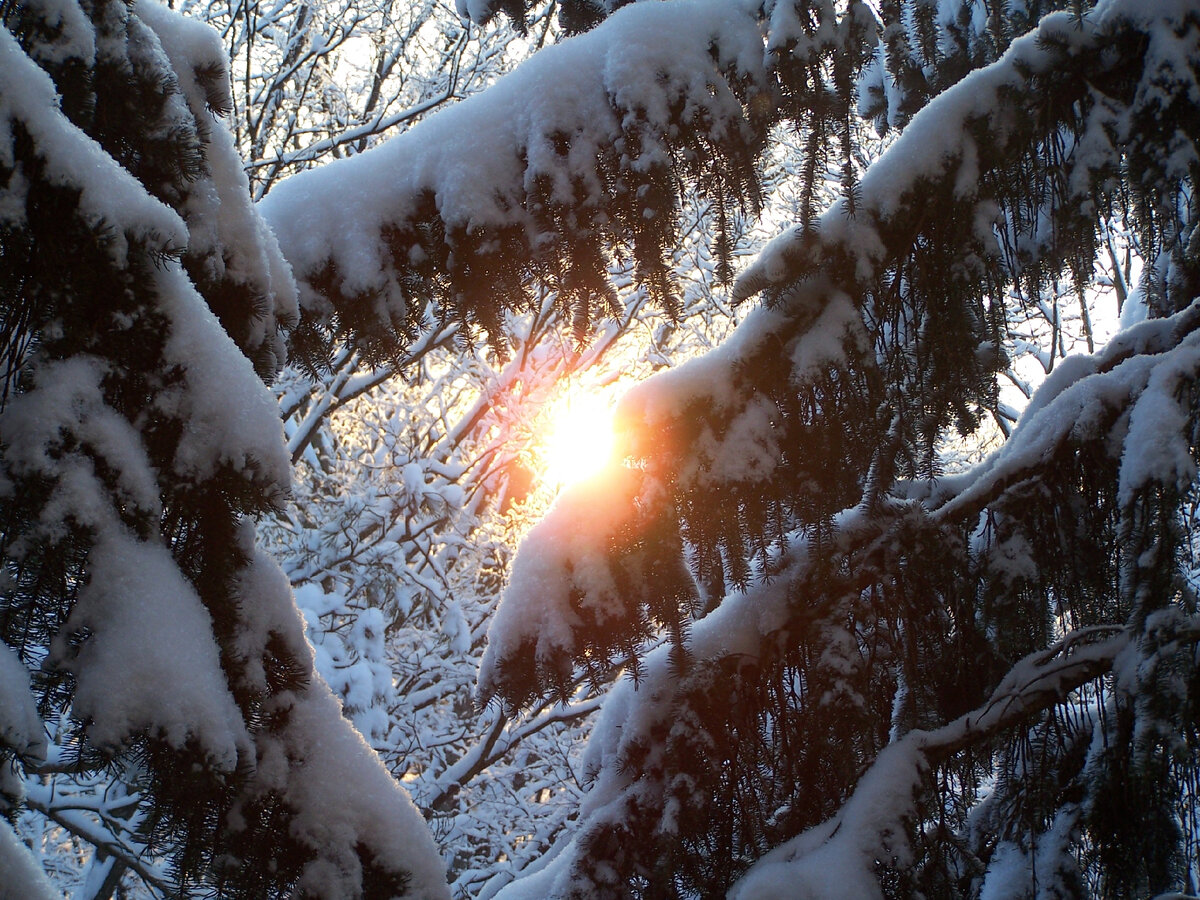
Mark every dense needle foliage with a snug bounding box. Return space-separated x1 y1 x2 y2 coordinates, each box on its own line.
475 2 1200 898
3 0 1200 898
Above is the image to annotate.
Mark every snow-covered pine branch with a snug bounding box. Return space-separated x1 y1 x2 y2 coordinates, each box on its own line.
728 626 1139 900
7 0 1200 895
484 0 1198 709
1 1 446 895
482 0 1200 895
259 0 788 367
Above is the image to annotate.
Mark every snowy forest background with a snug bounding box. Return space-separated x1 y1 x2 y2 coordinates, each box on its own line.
1 0 1199 898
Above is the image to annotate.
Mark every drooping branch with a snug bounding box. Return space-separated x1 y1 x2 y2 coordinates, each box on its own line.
479 0 1200 711
729 626 1142 900
260 0 783 367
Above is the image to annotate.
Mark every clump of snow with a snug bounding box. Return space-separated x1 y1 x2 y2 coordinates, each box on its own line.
0 357 163 531
53 529 250 768
152 264 291 491
1117 333 1200 505
229 537 315 695
12 0 96 69
262 678 451 900
693 395 781 484
261 0 768 313
609 280 857 486
0 643 45 760
0 27 187 260
0 818 60 900
978 840 1033 900
479 463 645 699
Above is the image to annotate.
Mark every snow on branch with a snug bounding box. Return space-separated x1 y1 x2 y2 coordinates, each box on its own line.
0 27 187 260
0 818 60 900
135 0 300 378
480 0 1200 712
261 0 773 365
925 300 1200 523
2 2 451 893
728 627 1139 900
483 2 1199 894
0 642 44 761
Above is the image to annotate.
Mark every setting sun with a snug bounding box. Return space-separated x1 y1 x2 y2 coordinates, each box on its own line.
542 393 617 487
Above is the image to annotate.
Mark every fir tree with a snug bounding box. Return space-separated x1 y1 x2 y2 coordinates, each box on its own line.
463 1 1200 898
1 1 444 896
3 0 1200 897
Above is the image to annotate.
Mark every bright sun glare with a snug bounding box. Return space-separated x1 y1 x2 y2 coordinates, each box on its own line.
542 393 616 487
